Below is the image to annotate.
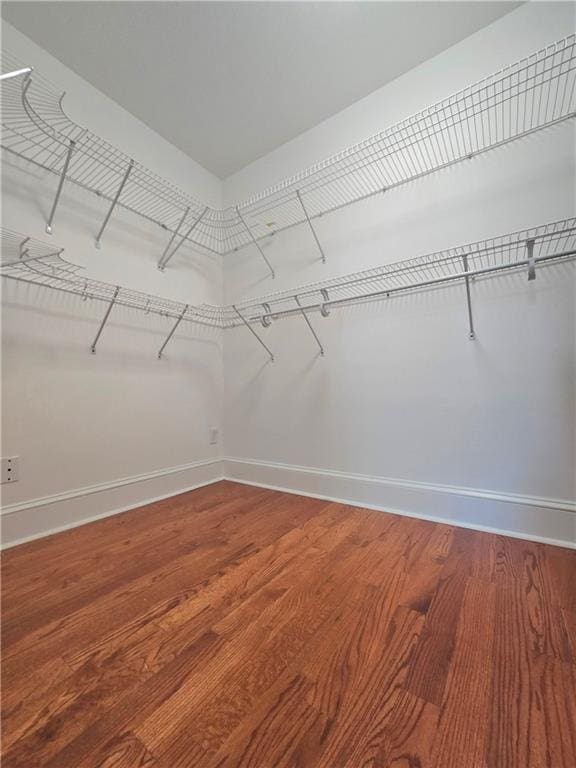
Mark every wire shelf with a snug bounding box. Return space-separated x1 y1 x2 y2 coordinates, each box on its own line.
224 218 576 327
2 37 575 263
0 228 222 330
3 219 575 344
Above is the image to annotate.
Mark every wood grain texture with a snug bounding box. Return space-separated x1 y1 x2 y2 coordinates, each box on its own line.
1 480 575 768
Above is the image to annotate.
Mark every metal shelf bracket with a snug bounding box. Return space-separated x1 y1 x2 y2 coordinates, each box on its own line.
233 304 274 362
90 286 120 353
45 138 75 235
158 304 189 359
236 207 275 279
526 238 536 281
462 254 476 340
158 206 189 270
296 190 326 263
158 207 208 270
95 160 134 249
295 295 324 356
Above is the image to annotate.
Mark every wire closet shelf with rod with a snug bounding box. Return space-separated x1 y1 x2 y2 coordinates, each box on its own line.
2 219 575 361
1 35 575 274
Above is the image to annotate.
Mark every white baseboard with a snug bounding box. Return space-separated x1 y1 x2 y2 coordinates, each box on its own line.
3 456 574 550
1 458 224 548
224 457 576 549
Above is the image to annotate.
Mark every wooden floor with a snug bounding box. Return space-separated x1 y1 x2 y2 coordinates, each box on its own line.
1 481 575 768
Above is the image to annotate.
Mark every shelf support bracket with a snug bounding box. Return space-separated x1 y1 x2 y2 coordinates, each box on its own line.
296 190 325 263
295 295 324 355
159 206 208 270
46 139 75 235
91 286 120 353
158 304 189 359
462 254 475 340
158 206 189 270
236 207 275 279
526 238 536 281
19 237 30 260
95 159 134 248
233 305 274 362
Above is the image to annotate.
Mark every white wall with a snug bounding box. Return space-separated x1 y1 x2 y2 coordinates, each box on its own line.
2 5 575 548
223 2 576 546
1 21 224 545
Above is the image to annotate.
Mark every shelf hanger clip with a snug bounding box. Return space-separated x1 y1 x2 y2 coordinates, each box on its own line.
320 289 330 317
261 302 273 327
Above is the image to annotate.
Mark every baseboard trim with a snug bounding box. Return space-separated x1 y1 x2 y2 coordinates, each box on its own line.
3 456 574 550
224 457 576 549
1 458 224 548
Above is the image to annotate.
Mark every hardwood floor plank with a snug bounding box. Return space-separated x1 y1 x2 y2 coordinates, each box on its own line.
402 528 472 706
488 577 576 768
429 577 496 767
378 690 440 768
79 731 157 768
314 605 425 767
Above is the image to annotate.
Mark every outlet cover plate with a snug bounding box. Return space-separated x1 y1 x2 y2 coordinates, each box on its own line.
1 456 19 484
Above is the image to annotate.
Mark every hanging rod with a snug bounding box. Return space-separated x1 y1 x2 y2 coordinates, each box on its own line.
2 219 575 357
2 36 575 263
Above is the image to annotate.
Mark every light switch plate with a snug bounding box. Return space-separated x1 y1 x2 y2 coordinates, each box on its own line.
209 428 219 445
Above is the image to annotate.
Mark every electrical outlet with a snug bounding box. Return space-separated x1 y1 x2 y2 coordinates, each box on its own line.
1 456 19 484
209 427 219 446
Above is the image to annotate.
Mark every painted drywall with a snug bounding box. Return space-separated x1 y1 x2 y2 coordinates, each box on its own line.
2 4 575 547
223 2 576 545
1 21 224 544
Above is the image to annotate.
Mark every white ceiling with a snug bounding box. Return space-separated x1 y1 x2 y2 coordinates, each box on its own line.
2 1 521 179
